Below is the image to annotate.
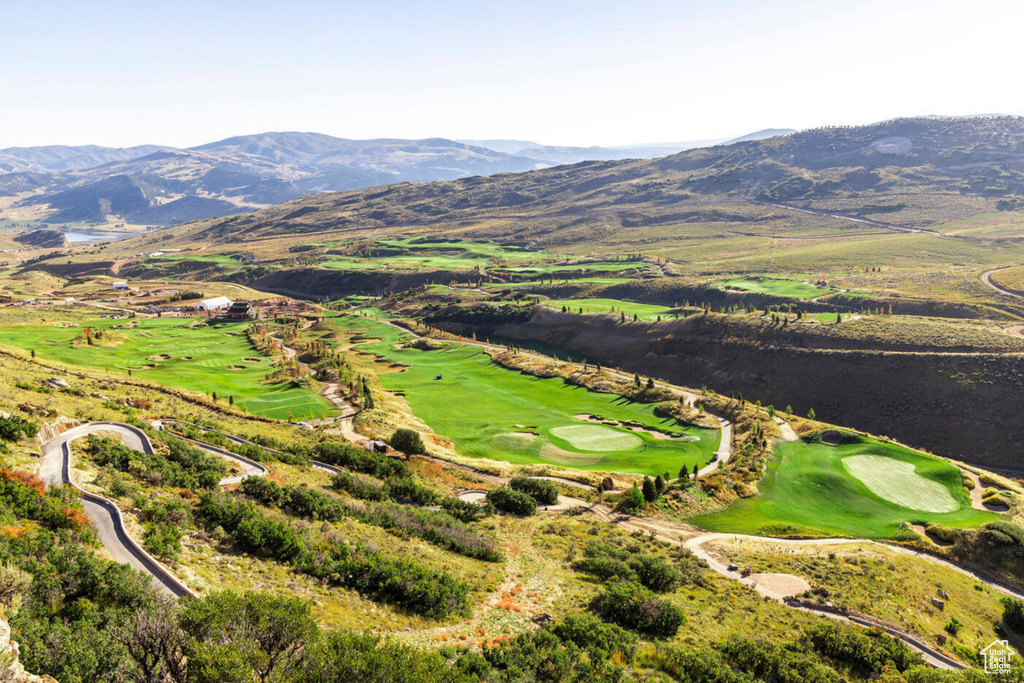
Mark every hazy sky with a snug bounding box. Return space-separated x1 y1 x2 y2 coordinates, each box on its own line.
3 0 1022 148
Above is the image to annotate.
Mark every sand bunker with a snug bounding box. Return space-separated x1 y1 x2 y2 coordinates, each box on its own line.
227 365 246 370
242 357 262 363
147 354 172 361
181 356 193 360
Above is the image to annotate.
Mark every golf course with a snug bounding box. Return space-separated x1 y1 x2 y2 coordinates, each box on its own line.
692 436 999 538
714 275 831 299
341 318 720 475
545 298 676 320
1 317 334 420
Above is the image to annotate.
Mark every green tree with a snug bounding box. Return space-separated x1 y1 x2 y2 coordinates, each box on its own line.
645 377 655 390
654 475 666 495
179 591 318 683
633 373 641 388
692 463 699 481
624 483 644 512
641 476 658 503
807 408 816 420
390 428 425 455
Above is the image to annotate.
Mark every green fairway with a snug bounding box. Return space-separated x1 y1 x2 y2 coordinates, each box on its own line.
1 318 334 421
545 298 675 320
715 276 829 299
692 437 998 538
337 318 718 475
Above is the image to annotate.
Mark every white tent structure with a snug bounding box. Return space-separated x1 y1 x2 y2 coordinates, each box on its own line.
195 296 233 312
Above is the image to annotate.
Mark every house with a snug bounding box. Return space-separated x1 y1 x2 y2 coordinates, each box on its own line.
367 441 389 454
112 281 130 291
981 640 1016 674
195 296 233 312
223 301 255 321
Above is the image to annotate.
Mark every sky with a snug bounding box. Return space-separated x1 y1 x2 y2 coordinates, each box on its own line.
3 0 1024 149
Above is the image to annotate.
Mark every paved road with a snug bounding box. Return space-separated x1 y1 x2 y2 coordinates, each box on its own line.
41 421 276 598
40 423 196 598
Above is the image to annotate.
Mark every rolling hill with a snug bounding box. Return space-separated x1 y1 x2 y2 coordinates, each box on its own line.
123 116 1024 250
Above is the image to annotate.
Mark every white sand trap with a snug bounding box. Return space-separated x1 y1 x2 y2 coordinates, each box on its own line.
843 455 958 513
549 425 642 452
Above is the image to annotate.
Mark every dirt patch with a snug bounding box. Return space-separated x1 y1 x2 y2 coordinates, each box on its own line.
749 572 811 598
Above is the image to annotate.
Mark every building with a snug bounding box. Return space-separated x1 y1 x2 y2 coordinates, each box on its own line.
195 296 233 312
223 301 255 321
112 281 130 291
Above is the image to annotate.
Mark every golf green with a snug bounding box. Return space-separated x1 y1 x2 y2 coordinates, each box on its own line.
692 437 999 538
1 317 334 421
341 319 719 475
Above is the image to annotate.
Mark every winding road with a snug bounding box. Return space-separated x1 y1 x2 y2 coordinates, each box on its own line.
40 421 272 598
980 267 1024 301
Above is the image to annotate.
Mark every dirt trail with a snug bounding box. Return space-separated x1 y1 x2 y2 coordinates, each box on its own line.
981 267 1024 300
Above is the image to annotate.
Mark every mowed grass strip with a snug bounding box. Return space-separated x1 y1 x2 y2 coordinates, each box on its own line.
344 320 718 476
545 298 675 320
714 276 829 299
1 317 334 421
692 437 999 538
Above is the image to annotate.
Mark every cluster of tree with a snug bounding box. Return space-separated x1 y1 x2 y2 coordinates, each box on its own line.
195 492 471 618
486 486 539 516
85 434 227 490
573 540 706 591
313 440 408 479
592 579 685 637
245 477 500 561
508 476 559 505
0 468 90 534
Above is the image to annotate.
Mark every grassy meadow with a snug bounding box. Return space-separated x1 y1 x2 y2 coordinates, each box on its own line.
0 316 334 420
693 436 999 538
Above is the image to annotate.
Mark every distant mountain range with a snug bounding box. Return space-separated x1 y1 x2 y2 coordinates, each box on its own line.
131 116 1024 248
461 129 794 166
0 129 795 226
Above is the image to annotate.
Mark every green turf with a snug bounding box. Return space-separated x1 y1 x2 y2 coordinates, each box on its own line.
336 317 718 475
692 437 999 538
714 276 830 300
545 298 675 320
843 455 958 513
1 318 334 421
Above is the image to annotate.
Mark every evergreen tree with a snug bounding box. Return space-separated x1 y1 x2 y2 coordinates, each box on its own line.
633 373 641 388
641 476 658 502
654 475 666 495
692 463 699 480
645 377 655 390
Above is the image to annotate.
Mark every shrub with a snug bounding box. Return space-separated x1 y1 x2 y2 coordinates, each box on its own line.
1002 597 1024 633
331 472 389 501
0 415 38 441
486 487 537 516
390 429 425 455
508 477 558 505
592 580 684 637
